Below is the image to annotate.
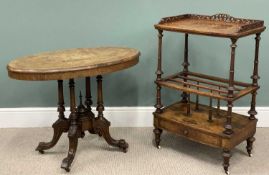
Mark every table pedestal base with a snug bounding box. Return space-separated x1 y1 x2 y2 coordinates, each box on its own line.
35 76 128 172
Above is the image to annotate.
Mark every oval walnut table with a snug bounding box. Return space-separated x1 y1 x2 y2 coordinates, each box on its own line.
7 47 140 172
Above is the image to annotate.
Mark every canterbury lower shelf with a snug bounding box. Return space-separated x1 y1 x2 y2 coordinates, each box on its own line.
153 101 257 149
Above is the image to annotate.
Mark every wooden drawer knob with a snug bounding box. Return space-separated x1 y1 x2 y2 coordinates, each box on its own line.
183 130 189 135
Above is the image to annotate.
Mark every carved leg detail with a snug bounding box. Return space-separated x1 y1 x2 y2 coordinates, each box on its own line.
222 149 232 175
153 128 162 149
95 117 128 153
36 80 68 153
87 112 96 135
61 79 80 172
36 118 69 153
85 77 96 134
94 75 128 152
61 127 79 172
246 136 255 157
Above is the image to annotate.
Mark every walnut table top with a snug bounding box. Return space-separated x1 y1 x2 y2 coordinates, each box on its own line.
7 47 140 80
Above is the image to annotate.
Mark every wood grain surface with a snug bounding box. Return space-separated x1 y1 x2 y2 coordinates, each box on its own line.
155 14 266 38
154 101 257 149
7 47 140 80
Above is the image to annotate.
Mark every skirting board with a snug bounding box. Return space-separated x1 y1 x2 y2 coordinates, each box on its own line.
0 107 268 128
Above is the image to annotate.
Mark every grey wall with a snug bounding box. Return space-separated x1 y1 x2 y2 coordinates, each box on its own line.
0 0 268 107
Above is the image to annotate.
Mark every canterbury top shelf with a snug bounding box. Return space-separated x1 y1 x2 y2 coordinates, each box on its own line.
155 14 265 38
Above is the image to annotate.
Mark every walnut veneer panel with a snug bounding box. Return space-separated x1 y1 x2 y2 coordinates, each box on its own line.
154 102 256 140
7 47 140 80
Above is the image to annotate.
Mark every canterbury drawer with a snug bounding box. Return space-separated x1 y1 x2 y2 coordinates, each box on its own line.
158 118 222 148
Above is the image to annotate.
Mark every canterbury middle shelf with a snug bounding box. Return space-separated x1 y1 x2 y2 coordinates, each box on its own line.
156 71 258 101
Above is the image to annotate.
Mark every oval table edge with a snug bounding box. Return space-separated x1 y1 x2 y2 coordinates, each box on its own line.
7 50 140 81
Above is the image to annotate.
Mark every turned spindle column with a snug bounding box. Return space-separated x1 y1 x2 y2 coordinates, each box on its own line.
208 94 213 122
96 75 105 119
94 75 129 152
187 92 191 116
155 30 164 114
36 80 69 153
181 33 190 103
248 33 261 120
224 38 237 135
57 80 66 119
217 87 221 116
195 82 199 111
246 33 261 157
61 79 79 172
85 77 95 134
154 30 164 148
68 79 78 128
85 77 94 116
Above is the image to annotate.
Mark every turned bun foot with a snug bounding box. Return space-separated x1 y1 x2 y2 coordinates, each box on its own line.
223 149 231 175
246 136 255 157
153 128 162 149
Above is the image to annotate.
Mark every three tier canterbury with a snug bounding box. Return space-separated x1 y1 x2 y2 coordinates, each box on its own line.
152 14 265 174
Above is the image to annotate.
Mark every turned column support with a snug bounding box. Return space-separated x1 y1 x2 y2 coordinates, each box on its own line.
94 75 129 152
85 77 94 115
155 30 164 114
57 80 66 119
227 38 237 98
69 79 78 127
35 80 69 153
224 38 237 135
154 30 164 149
181 33 190 103
96 75 105 119
248 33 261 120
85 77 95 134
61 79 79 172
183 34 190 73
